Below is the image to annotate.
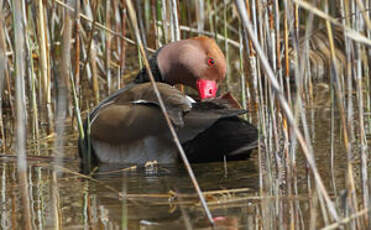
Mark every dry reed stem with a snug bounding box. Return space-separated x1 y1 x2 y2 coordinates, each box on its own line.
37 0 49 114
293 0 371 46
0 7 7 151
235 0 340 221
54 0 156 53
49 171 62 229
13 0 32 228
120 1 127 87
105 0 112 94
125 0 214 225
38 0 54 133
355 0 371 31
25 6 40 146
91 42 100 104
73 0 81 93
326 8 361 229
169 0 180 41
223 0 231 90
353 1 370 225
321 208 370 230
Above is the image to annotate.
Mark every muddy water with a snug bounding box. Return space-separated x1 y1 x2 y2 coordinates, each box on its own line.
0 157 259 229
0 92 370 229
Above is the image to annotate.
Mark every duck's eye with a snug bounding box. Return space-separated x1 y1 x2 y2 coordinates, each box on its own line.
208 57 215 66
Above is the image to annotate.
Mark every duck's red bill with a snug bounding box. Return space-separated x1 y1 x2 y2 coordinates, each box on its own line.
196 79 217 100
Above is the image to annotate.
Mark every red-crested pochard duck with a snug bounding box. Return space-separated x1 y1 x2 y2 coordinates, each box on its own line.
79 36 258 165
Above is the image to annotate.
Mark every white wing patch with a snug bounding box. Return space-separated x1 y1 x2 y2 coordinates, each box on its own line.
185 95 196 104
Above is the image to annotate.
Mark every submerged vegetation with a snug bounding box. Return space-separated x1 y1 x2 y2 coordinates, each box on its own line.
0 0 370 229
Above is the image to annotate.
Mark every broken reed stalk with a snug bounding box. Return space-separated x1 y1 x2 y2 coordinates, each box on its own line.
235 0 340 222
125 0 214 225
12 0 32 229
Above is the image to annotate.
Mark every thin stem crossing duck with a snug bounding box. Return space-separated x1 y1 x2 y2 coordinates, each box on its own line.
79 36 258 165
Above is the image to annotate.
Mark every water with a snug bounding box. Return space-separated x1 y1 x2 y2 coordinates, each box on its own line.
0 156 260 229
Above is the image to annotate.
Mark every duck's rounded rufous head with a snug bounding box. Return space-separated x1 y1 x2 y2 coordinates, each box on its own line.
157 36 226 100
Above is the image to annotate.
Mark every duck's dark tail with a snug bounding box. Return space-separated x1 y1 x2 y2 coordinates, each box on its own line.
182 117 259 163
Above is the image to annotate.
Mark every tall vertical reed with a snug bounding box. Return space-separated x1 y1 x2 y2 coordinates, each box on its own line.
0 4 7 152
12 0 32 229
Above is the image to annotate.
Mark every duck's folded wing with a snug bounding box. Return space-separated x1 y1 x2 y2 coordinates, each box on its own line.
81 82 192 164
91 104 169 144
90 103 179 164
113 82 192 126
89 82 193 143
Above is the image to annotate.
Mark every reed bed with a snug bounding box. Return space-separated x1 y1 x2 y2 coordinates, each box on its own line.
0 0 370 229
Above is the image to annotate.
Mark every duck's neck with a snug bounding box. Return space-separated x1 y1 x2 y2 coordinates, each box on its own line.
134 48 165 84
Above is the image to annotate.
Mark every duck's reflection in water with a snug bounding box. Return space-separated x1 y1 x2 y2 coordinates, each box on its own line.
90 161 258 229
